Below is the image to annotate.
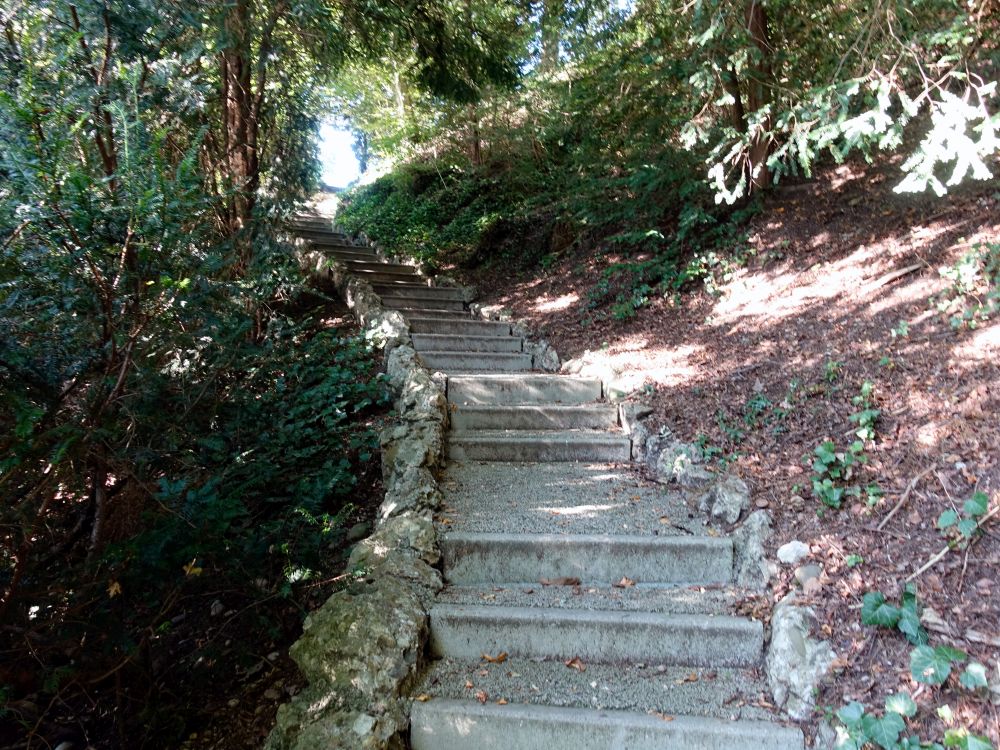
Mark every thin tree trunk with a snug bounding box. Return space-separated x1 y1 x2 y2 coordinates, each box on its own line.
744 0 773 192
220 0 257 273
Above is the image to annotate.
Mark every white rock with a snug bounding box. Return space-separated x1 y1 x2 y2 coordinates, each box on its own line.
777 540 810 565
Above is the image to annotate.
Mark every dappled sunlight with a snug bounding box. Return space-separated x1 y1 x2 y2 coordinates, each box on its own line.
534 293 579 313
949 321 1000 368
535 503 626 516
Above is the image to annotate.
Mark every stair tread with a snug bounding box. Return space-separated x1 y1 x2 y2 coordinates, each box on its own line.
413 666 777 723
439 462 707 536
411 699 803 749
436 583 737 614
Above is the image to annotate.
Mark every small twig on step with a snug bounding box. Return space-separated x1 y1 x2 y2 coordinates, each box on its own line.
877 467 934 531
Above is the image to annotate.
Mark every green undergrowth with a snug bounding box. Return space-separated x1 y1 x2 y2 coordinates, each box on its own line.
0 293 390 744
337 147 755 319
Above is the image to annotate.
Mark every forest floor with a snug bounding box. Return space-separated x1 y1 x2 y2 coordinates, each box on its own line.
456 158 1000 745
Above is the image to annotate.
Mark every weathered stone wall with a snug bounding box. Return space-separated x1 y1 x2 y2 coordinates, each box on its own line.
266 243 446 750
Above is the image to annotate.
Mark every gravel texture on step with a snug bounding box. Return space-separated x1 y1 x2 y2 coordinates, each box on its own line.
436 583 738 614
439 462 711 536
415 658 777 722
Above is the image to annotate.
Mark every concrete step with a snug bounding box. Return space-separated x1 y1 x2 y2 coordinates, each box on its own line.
321 248 378 262
440 533 733 586
419 352 532 372
347 269 424 284
295 229 352 241
412 334 522 353
382 296 465 312
436 583 738 615
448 431 631 462
408 318 512 336
395 308 470 319
438 462 705 537
415 657 791 724
429 604 763 667
447 375 603 405
411 700 803 750
343 259 419 274
449 404 618 431
371 284 465 301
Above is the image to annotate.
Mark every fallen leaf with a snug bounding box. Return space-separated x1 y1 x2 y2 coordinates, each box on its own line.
475 690 488 704
414 694 432 702
564 656 586 672
107 580 122 598
612 576 637 588
482 652 508 664
464 680 474 689
182 558 203 577
540 577 581 586
648 711 675 722
440 518 453 525
496 698 508 705
676 671 699 684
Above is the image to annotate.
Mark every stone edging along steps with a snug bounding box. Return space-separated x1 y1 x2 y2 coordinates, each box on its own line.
268 214 807 750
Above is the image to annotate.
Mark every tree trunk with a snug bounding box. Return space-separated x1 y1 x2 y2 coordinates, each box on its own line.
220 0 258 273
744 0 773 192
540 0 563 73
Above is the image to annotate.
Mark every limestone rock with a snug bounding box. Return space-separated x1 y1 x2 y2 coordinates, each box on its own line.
618 403 652 459
731 509 773 590
349 512 440 569
777 540 810 565
698 475 750 523
385 346 447 423
379 466 442 520
380 422 444 483
267 575 428 750
648 432 711 487
527 340 560 372
767 593 837 720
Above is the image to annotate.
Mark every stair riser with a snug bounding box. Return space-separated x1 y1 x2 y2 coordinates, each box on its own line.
449 405 618 431
409 319 512 336
420 353 532 371
411 701 804 750
322 250 378 261
430 607 762 667
441 534 733 585
447 438 630 462
372 286 465 301
344 260 418 274
295 230 351 241
412 335 523 353
382 297 465 311
447 377 602 405
348 271 422 283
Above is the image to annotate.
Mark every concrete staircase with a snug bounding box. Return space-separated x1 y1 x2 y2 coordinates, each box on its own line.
293 218 804 750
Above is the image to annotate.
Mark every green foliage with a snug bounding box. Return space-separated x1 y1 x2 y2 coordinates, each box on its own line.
810 439 870 508
836 588 995 749
850 381 882 441
861 585 928 646
932 243 1000 330
936 492 991 548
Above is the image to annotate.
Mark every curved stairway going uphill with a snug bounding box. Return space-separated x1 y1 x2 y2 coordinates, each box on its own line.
292 215 804 750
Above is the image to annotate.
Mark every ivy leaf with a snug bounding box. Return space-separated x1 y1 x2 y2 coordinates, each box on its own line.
861 592 901 627
911 645 966 685
836 700 865 727
937 509 959 529
861 711 905 749
885 691 918 718
963 492 988 517
959 662 988 690
956 518 979 538
897 608 928 645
